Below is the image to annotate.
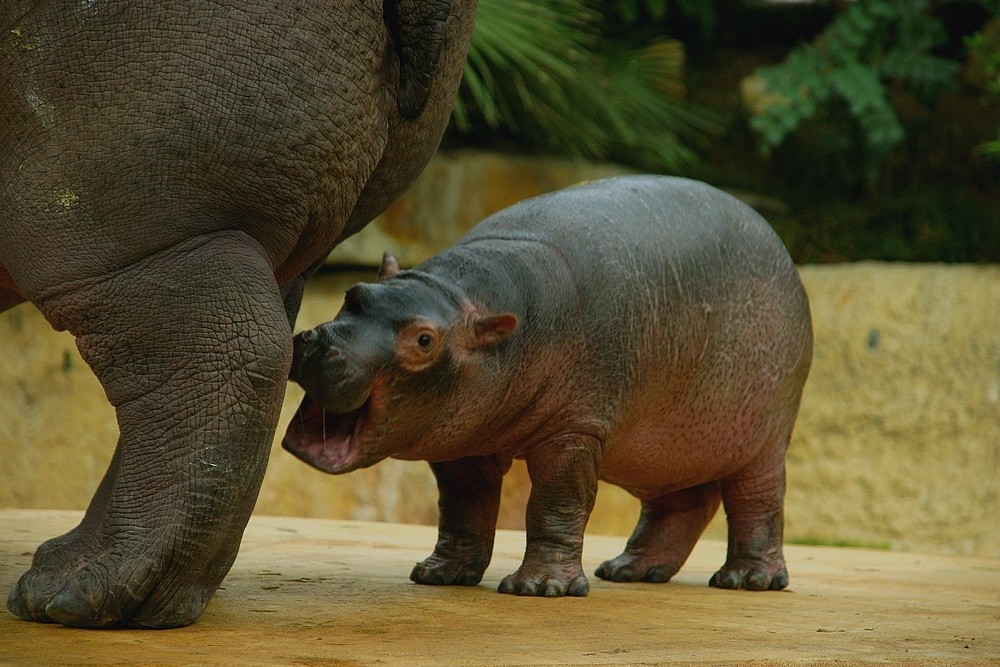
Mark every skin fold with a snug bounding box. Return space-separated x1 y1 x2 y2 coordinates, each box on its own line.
0 0 476 628
285 176 814 599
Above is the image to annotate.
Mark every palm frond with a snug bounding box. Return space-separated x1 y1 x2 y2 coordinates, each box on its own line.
452 0 721 173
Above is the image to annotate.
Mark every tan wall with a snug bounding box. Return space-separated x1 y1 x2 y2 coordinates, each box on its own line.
1 150 997 558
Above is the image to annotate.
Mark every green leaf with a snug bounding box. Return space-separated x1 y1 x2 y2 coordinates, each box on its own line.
453 0 720 172
647 0 668 19
746 0 961 178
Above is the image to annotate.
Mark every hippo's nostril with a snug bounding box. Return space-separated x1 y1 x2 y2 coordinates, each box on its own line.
325 349 341 359
301 329 319 343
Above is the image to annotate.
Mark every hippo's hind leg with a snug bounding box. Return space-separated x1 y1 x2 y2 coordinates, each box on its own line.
710 435 790 591
595 482 721 583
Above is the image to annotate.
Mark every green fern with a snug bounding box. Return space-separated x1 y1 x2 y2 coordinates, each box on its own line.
452 1 599 138
747 0 960 173
452 0 722 172
967 26 1000 161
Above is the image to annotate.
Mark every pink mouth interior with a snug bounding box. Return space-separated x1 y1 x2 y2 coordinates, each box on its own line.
283 396 368 474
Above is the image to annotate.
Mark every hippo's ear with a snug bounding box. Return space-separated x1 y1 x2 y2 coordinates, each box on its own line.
377 251 401 281
469 313 519 349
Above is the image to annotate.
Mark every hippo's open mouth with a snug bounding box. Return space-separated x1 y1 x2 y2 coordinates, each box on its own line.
282 395 370 474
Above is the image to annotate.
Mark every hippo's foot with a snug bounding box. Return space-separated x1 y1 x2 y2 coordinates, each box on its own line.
410 552 486 586
7 525 222 628
714 458 790 592
709 556 789 591
498 563 589 597
594 483 722 585
594 553 680 583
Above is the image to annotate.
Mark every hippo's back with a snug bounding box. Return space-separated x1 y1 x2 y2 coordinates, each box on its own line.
464 176 791 293
460 176 809 346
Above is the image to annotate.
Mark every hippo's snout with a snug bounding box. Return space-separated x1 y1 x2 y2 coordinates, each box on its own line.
290 328 371 413
289 328 324 382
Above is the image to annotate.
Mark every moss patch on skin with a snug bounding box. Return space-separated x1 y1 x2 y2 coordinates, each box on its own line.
9 27 39 51
54 189 79 210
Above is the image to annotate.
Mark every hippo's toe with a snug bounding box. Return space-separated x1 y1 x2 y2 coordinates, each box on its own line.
498 568 589 597
410 556 485 586
709 558 789 591
595 553 680 584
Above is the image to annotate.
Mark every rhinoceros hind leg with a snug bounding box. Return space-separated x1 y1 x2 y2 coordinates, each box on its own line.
7 231 290 628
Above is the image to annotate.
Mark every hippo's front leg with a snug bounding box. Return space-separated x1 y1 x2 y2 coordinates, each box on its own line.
411 456 510 586
498 435 600 597
7 231 290 628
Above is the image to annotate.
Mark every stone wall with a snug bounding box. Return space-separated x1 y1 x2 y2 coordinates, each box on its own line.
1 150 997 558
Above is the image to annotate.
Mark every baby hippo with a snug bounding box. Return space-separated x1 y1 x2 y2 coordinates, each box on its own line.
283 175 813 597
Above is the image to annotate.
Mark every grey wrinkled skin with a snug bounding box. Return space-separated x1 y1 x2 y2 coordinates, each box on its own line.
285 176 813 599
0 0 476 628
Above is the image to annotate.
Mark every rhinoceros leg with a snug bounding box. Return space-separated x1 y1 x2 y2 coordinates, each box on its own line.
498 436 600 597
0 272 25 312
595 481 722 583
410 456 509 586
279 253 330 329
710 437 791 592
7 231 290 628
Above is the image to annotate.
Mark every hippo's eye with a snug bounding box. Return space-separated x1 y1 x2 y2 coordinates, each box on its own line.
396 322 441 371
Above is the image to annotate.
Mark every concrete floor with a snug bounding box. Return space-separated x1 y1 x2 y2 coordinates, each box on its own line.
1 511 998 666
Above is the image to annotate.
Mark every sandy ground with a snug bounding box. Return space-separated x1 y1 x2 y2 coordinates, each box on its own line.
0 511 997 666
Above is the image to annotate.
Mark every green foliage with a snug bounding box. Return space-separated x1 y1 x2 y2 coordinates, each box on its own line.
770 184 1000 264
452 0 722 172
974 0 1000 14
607 0 669 24
601 0 717 37
747 0 960 177
452 0 599 138
967 28 1000 160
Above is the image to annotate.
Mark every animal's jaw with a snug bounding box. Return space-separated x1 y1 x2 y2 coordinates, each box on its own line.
282 394 373 474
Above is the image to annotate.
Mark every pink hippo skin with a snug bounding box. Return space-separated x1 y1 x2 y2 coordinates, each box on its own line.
283 175 813 597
